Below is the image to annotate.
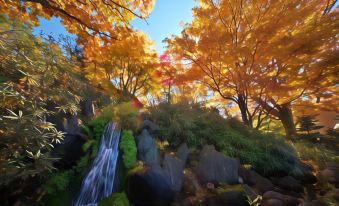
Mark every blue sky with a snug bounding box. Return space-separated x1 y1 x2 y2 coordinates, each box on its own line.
33 0 197 54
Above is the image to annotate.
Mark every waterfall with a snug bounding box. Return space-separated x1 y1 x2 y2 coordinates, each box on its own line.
74 122 121 206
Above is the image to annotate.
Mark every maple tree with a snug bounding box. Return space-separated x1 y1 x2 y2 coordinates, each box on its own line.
0 0 155 38
166 0 338 136
83 29 159 101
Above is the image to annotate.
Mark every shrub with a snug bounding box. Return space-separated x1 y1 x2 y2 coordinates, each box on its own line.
114 102 140 131
293 140 338 170
146 102 302 176
43 170 74 194
119 130 137 170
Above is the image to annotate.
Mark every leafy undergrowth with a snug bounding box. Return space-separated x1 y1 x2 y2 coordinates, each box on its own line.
146 102 303 176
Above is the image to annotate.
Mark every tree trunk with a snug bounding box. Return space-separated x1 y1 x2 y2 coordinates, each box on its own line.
278 104 297 138
237 95 252 127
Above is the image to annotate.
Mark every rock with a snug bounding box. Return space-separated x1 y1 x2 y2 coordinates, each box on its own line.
319 162 339 186
262 198 285 206
141 120 160 135
203 191 250 206
239 165 252 184
65 114 81 136
272 176 303 193
136 129 160 165
80 98 95 119
197 145 239 185
298 200 328 206
162 153 185 192
294 162 317 184
247 171 274 194
177 143 189 165
126 165 174 206
262 191 302 206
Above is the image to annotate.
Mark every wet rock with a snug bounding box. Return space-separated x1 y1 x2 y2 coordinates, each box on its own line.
197 145 239 185
262 191 302 206
247 171 274 194
126 165 174 206
272 176 303 193
136 129 160 165
163 153 185 192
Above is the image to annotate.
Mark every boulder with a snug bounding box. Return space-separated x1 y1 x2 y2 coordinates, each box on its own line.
262 191 302 206
272 176 303 193
126 165 174 206
319 162 339 186
203 191 250 206
163 153 185 192
197 145 239 185
298 200 328 206
261 199 285 206
65 114 81 136
136 129 160 165
141 120 160 135
247 171 274 194
177 143 189 165
80 98 95 119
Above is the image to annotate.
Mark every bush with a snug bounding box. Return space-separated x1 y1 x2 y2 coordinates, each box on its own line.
114 102 140 131
146 102 302 176
119 130 137 170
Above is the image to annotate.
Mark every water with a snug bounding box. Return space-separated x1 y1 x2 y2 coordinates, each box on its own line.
74 122 121 206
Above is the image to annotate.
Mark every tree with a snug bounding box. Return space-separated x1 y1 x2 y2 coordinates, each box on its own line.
298 115 324 135
0 0 155 39
83 29 159 101
166 0 338 136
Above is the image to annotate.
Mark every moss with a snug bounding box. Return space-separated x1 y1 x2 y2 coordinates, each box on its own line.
88 106 114 139
98 192 129 206
120 130 137 170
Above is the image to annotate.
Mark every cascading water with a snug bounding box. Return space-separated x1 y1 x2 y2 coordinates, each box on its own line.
74 122 121 206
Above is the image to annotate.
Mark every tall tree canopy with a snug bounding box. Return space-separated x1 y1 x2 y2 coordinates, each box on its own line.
0 0 155 38
83 29 159 101
166 0 338 136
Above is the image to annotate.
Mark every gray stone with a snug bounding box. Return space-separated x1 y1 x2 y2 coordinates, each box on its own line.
141 119 160 135
177 143 189 164
197 145 239 185
126 165 174 205
137 129 160 165
163 153 185 192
